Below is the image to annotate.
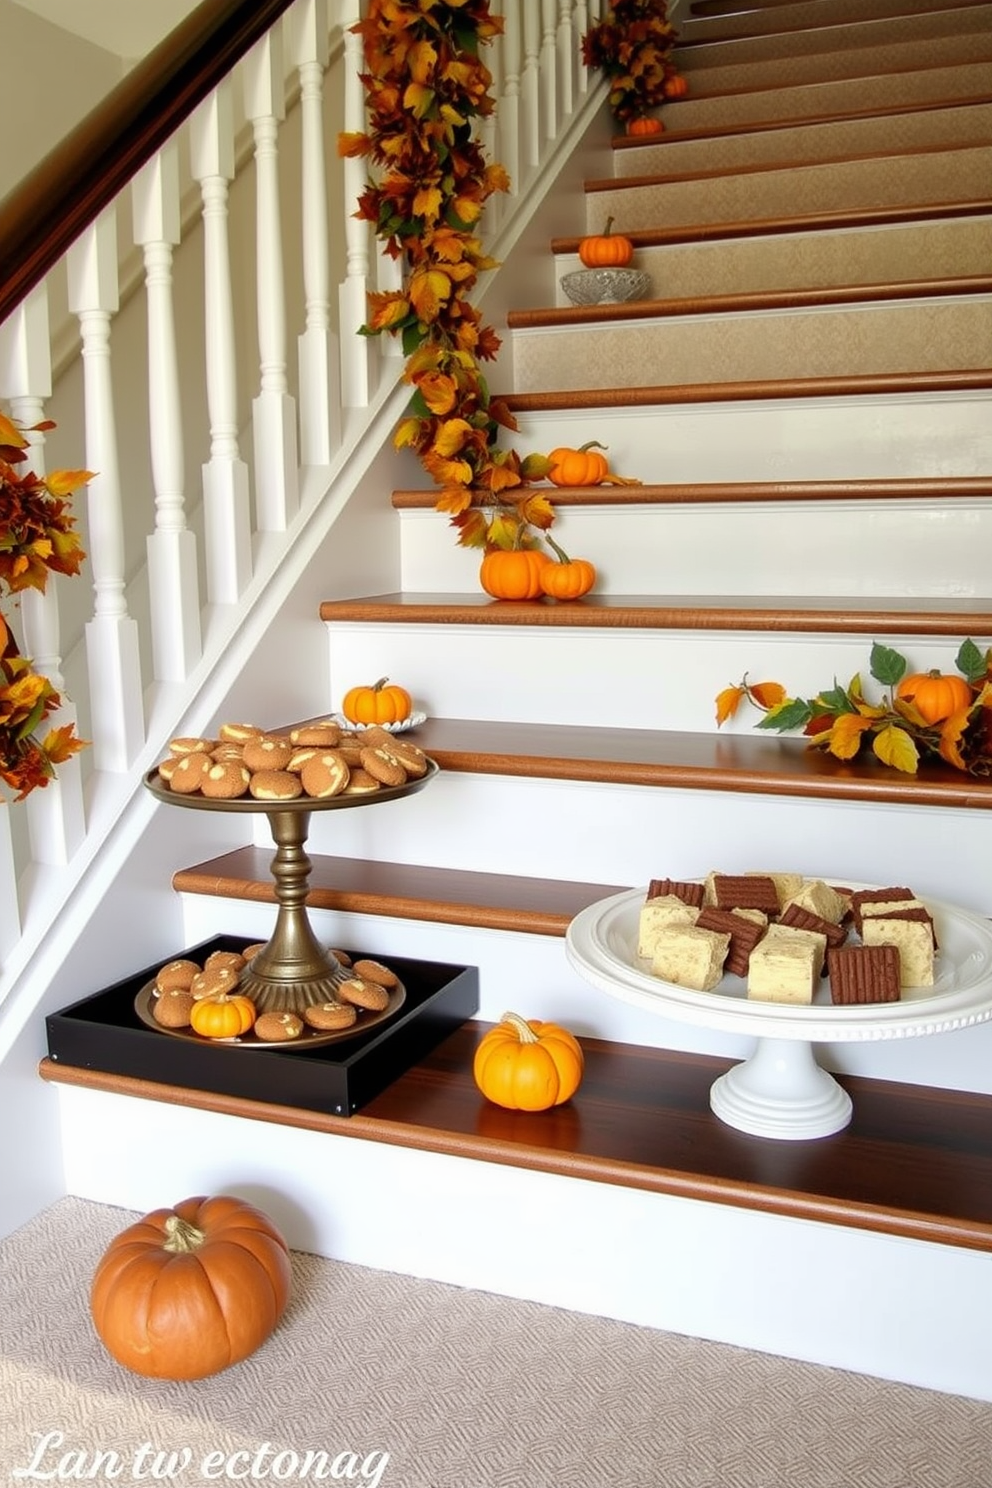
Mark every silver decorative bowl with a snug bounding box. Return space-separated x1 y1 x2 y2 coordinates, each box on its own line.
560 267 653 306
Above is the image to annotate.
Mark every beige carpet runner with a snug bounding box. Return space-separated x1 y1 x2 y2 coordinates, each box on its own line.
1 1198 990 1488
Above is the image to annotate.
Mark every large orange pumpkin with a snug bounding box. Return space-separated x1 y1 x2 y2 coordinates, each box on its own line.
341 677 413 725
578 217 633 268
90 1195 292 1379
473 1012 584 1111
479 548 550 600
896 669 973 724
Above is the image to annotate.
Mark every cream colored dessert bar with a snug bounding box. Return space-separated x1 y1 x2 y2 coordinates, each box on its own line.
859 898 926 921
862 917 935 986
650 925 730 992
762 922 827 978
638 895 700 958
782 879 847 925
746 871 803 910
747 938 821 1005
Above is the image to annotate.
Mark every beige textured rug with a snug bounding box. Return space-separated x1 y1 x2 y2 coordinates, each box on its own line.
1 1197 990 1488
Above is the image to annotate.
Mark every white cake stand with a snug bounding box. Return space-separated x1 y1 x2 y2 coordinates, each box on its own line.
565 886 992 1141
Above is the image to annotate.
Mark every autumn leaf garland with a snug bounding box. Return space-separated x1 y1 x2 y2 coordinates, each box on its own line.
339 0 556 552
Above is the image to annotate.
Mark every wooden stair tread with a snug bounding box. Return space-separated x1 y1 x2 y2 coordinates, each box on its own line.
392 477 992 510
319 592 992 635
173 849 623 936
508 277 992 331
550 201 992 254
270 716 992 811
38 1027 992 1252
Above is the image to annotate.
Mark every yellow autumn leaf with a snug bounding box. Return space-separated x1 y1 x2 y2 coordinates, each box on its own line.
486 511 519 550
413 185 443 222
433 418 474 458
434 485 474 517
0 411 26 448
394 416 426 451
938 708 972 771
409 268 452 322
416 371 458 416
484 462 523 495
366 291 411 332
715 686 745 726
44 468 93 496
336 131 370 159
408 39 437 85
826 713 875 761
872 724 919 774
403 81 435 119
517 492 556 529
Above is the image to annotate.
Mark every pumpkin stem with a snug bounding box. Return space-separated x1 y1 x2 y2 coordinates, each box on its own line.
578 441 607 454
372 677 389 692
500 1010 539 1043
544 533 572 565
162 1215 206 1253
603 217 615 237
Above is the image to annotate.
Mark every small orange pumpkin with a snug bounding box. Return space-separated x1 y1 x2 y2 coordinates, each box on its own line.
190 993 257 1040
626 116 663 136
341 677 413 725
896 669 973 724
539 538 596 600
479 548 550 601
473 1012 585 1111
663 74 689 99
547 440 610 487
578 217 633 268
90 1195 291 1379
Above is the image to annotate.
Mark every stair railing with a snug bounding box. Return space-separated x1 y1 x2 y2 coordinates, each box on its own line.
0 0 607 988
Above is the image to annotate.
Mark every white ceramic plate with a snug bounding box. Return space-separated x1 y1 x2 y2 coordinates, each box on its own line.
331 711 427 734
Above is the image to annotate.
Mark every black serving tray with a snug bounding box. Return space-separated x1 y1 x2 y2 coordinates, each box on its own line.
45 935 479 1116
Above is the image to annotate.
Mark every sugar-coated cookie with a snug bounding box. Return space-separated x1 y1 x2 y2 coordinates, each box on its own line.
202 761 251 799
155 958 201 994
255 1011 305 1042
328 948 352 967
243 736 294 772
156 756 179 783
303 1001 357 1031
241 943 267 961
300 752 350 799
360 746 407 788
338 976 390 1012
169 752 212 794
206 949 247 974
380 736 429 778
290 723 342 748
191 964 240 1000
351 958 399 989
153 988 195 1028
218 721 263 744
342 767 381 795
249 769 303 801
169 736 215 757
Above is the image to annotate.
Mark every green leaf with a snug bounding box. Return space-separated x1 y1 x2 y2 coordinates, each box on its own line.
869 642 907 687
956 637 987 683
816 682 854 714
402 321 427 356
755 698 813 732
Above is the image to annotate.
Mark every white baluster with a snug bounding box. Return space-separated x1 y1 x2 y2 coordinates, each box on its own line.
497 0 522 196
0 805 19 960
189 81 253 605
0 286 86 864
67 210 145 774
289 0 341 469
557 0 574 122
339 0 374 408
541 0 559 143
479 1 502 234
574 0 590 95
244 24 300 530
521 3 542 171
133 143 202 683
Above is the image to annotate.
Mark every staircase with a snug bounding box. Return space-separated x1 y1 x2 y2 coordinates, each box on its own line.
34 0 992 1398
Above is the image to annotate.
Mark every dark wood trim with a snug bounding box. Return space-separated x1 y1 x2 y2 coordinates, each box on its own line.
38 1027 992 1252
0 0 296 324
502 369 992 411
392 477 992 510
508 278 992 330
550 201 991 255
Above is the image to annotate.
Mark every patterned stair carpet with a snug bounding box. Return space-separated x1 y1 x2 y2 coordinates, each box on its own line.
1 1197 990 1488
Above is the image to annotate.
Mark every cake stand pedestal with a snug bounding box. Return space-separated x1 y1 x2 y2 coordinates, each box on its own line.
566 886 992 1141
145 763 436 1014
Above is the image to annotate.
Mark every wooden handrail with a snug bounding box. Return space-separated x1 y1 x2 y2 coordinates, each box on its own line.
0 0 297 326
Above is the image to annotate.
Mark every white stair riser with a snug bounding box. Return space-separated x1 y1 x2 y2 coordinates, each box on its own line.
182 882 992 1093
501 396 992 485
556 219 992 303
326 627 987 731
512 299 992 393
399 500 992 598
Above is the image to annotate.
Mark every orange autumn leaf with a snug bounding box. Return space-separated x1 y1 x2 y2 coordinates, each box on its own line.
517 491 556 530
366 291 412 332
435 485 475 517
42 722 88 765
415 371 458 415
432 418 474 458
938 708 972 771
43 468 93 497
409 268 452 321
337 130 370 158
825 713 875 761
747 680 786 710
715 686 745 726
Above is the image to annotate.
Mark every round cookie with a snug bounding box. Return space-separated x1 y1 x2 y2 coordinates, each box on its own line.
169 736 215 757
249 769 303 801
156 756 179 783
342 767 381 795
241 942 267 961
155 958 200 994
303 1001 357 1031
169 752 212 794
190 964 240 1000
300 752 350 799
290 723 342 748
328 948 353 968
380 736 429 778
351 957 399 990
337 976 390 1012
243 735 294 773
153 988 195 1028
287 746 321 774
206 949 247 974
360 746 407 788
218 721 262 744
202 761 251 799
255 1011 304 1042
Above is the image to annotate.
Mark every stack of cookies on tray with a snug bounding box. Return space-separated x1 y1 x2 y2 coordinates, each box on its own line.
154 719 431 801
638 872 938 1006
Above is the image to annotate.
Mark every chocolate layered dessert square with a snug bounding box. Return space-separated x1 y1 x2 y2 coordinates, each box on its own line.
849 886 916 934
709 873 780 914
646 878 705 909
828 944 901 1004
695 907 766 977
778 902 847 948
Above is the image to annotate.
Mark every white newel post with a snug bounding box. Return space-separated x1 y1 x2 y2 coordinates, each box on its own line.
498 0 522 197
190 82 253 605
290 0 341 469
133 144 202 682
0 287 86 869
521 3 542 172
540 0 560 144
244 25 299 531
67 211 145 774
339 0 373 409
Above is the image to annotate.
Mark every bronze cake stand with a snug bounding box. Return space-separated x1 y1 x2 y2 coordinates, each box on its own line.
144 761 437 1014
